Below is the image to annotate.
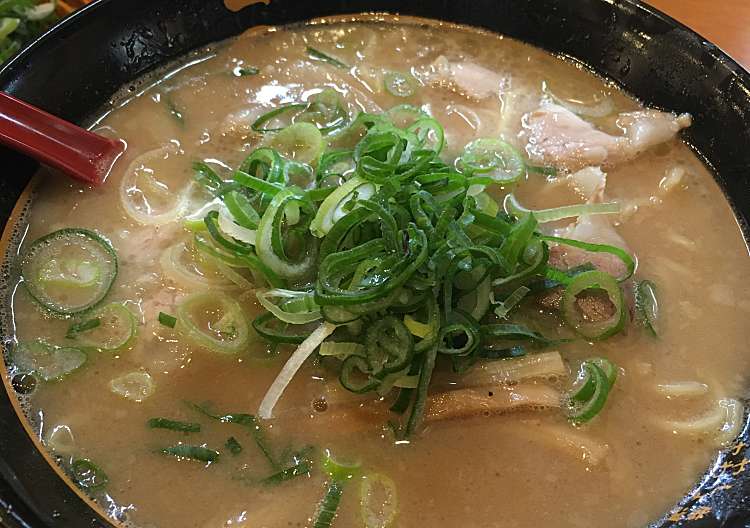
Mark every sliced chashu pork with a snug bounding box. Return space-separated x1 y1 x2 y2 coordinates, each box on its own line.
523 101 691 171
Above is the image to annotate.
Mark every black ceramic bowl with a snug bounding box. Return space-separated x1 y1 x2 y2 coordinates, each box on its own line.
1 1 749 527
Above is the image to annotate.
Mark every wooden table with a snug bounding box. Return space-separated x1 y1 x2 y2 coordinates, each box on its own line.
646 0 750 68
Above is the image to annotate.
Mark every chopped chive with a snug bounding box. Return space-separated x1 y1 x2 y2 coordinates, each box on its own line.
313 480 345 528
161 444 219 462
261 461 311 485
635 280 659 337
158 312 177 328
147 417 201 433
235 66 260 76
225 436 242 455
187 401 278 469
70 459 108 490
404 342 438 438
306 46 348 69
65 318 101 339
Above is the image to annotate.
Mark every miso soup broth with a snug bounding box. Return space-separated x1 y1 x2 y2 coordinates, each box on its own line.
3 15 750 528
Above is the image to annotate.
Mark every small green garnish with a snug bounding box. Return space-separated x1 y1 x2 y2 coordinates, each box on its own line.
188 402 277 468
225 436 242 455
71 458 108 490
306 46 348 69
65 318 101 339
635 279 659 337
147 417 201 433
260 461 311 486
161 444 219 462
0 2 57 64
235 66 260 76
158 312 177 328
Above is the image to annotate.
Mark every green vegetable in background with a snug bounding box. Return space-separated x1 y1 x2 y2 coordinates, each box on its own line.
0 1 58 63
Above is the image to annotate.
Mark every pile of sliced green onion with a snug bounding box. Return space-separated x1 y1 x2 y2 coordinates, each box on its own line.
172 89 636 433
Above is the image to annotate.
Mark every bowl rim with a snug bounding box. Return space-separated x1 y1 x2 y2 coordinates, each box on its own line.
0 1 749 528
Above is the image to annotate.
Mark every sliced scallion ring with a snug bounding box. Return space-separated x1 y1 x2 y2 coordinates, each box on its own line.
0 17 20 40
407 117 445 155
20 228 118 315
160 240 236 290
252 89 348 136
70 303 137 352
183 197 223 232
256 289 321 325
13 340 87 382
318 341 365 360
561 271 625 341
568 363 597 404
252 311 310 344
320 304 360 325
251 103 307 133
403 314 431 339
119 144 193 225
46 425 75 456
459 138 525 184
568 358 616 404
360 473 399 528
310 176 377 237
503 193 620 224
218 207 257 246
474 191 499 217
223 190 260 230
386 104 429 128
176 292 250 354
322 451 361 480
297 88 349 136
269 122 325 165
539 235 636 281
192 231 249 268
339 355 379 393
566 359 616 424
256 188 316 279
590 357 618 387
109 371 155 402
383 71 418 98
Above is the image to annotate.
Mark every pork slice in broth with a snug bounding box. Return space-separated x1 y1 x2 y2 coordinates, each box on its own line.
522 101 691 170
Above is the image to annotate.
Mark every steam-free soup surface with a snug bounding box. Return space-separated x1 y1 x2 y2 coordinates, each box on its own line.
4 17 750 528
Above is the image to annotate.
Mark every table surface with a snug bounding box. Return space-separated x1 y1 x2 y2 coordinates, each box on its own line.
646 0 750 68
